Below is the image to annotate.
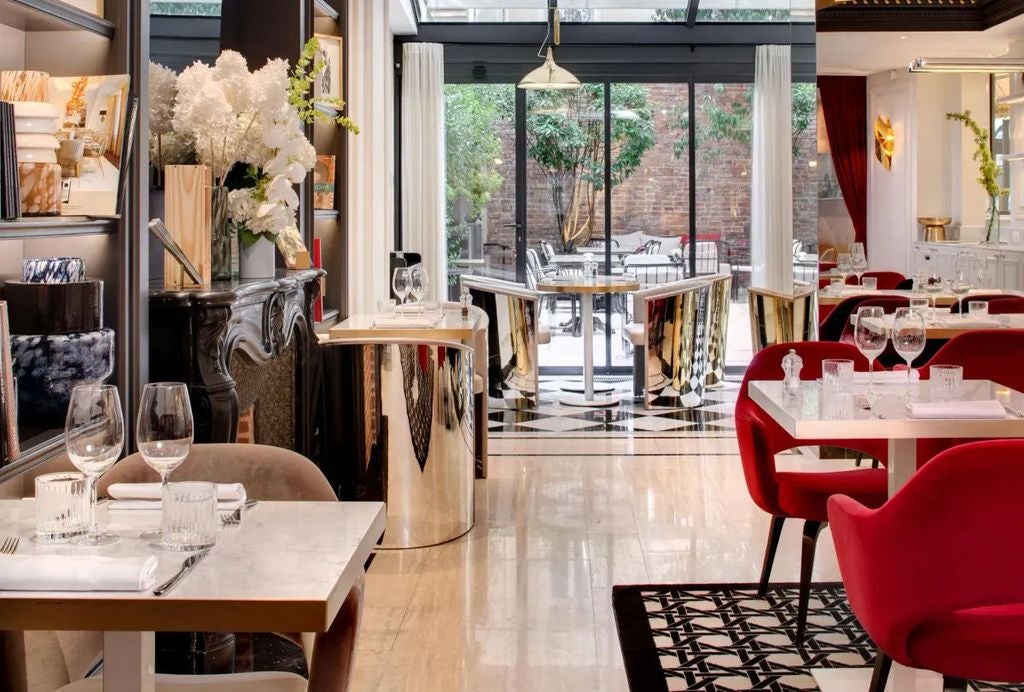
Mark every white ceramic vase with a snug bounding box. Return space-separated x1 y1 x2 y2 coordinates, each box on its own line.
238 235 277 280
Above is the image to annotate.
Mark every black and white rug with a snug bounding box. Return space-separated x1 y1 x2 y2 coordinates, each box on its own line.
612 583 1024 692
488 378 739 435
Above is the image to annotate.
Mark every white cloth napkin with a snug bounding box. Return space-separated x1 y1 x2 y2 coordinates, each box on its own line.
0 554 158 591
940 317 1001 329
371 316 438 329
107 483 245 511
906 399 1007 419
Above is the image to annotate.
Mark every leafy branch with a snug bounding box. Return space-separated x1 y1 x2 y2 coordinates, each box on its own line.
946 110 1005 199
289 37 360 134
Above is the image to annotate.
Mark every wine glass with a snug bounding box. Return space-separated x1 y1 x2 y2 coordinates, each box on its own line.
852 242 866 260
911 271 925 293
392 268 410 308
65 384 124 546
851 254 868 286
951 272 971 318
924 273 943 323
854 306 889 397
837 253 853 286
892 307 926 397
137 383 193 540
409 265 428 313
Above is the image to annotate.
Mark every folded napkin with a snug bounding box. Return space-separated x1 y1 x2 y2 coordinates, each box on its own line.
0 554 158 591
107 482 245 511
906 399 1007 420
941 317 1001 329
371 316 438 329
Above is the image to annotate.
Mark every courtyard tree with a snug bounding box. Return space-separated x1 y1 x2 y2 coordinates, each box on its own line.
526 84 655 251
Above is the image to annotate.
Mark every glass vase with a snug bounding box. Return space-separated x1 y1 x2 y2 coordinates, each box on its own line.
210 186 232 281
985 196 1001 244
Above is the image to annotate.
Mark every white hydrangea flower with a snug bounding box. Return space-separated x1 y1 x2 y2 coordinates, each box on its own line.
149 62 178 136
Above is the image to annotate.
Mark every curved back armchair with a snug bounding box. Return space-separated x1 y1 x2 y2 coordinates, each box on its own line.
705 274 733 389
844 271 906 289
949 295 1024 314
460 275 543 409
622 255 685 286
632 276 719 408
748 284 816 353
829 440 1024 688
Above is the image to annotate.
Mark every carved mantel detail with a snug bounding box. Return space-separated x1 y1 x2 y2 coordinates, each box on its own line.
149 269 324 458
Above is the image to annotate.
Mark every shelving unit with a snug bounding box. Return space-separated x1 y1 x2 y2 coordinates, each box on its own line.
0 0 146 491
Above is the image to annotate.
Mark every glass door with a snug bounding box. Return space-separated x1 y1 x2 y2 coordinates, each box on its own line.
443 83 518 296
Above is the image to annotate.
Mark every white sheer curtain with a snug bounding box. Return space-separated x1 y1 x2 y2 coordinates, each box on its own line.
401 43 446 302
751 44 794 294
347 0 394 315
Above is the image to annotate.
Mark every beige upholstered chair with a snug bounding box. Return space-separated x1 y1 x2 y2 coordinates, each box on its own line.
3 445 361 692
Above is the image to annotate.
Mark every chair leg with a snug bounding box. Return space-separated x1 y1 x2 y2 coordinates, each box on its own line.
795 519 825 644
757 515 786 597
869 649 892 692
943 677 968 692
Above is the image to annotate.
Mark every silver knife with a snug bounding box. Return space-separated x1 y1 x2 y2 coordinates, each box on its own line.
152 549 211 597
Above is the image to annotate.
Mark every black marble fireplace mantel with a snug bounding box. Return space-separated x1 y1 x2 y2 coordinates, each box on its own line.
149 269 325 458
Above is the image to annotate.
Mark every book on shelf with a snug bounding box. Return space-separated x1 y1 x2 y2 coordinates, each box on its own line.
0 101 21 220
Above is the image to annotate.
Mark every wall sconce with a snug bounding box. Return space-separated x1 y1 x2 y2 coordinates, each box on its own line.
874 116 895 171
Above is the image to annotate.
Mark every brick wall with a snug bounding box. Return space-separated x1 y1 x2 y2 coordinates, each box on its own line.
470 83 818 272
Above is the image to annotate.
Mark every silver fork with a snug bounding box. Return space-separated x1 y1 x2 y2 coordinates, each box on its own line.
220 500 257 526
1003 404 1024 419
1 536 20 554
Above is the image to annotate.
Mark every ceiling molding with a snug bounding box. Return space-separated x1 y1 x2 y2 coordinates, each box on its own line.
817 0 1023 32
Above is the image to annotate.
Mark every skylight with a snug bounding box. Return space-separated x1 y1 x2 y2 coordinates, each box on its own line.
416 0 813 23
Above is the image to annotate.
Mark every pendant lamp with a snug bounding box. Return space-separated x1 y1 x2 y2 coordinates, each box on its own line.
518 7 580 91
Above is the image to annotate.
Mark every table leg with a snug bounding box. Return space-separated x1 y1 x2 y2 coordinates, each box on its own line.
887 438 917 497
559 293 618 408
103 631 154 692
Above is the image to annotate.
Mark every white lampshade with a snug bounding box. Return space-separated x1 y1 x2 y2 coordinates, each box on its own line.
518 48 580 91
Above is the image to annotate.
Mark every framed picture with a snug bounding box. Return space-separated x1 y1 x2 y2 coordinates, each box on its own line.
313 33 342 102
314 155 336 209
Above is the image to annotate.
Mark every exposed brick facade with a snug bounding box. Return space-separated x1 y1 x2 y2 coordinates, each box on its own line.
471 83 818 276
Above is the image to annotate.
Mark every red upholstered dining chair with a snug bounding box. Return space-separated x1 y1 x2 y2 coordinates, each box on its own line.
829 440 1024 691
914 329 1024 465
818 295 873 342
837 298 911 369
949 295 1024 314
736 342 889 644
845 271 906 290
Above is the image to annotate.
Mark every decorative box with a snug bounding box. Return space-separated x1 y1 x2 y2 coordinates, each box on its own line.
18 162 62 216
4 280 103 334
0 71 49 102
10 328 115 423
23 257 86 283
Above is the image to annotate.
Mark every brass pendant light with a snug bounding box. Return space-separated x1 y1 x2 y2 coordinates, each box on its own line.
518 2 580 91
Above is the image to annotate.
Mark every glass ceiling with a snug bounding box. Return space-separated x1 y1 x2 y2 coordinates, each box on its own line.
417 0 814 23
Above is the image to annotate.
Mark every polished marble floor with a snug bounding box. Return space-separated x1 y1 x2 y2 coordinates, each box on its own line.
350 379 851 692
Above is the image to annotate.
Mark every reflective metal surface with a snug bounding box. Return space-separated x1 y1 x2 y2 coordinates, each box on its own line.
705 275 732 389
461 276 541 409
635 277 716 409
747 285 816 354
322 339 475 550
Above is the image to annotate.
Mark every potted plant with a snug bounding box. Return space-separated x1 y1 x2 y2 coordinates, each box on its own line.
947 110 1007 243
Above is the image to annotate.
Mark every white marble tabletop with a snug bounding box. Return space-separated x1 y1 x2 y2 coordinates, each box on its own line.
0 500 385 633
817 287 1022 306
328 306 482 342
537 275 640 294
850 312 1024 338
749 379 1024 441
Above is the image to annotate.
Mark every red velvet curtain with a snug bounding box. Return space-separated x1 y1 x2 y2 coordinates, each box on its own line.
818 76 868 251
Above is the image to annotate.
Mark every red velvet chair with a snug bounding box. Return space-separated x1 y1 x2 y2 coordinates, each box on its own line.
845 271 906 290
829 440 1024 691
737 342 889 643
915 329 1024 464
949 296 1024 314
819 295 874 342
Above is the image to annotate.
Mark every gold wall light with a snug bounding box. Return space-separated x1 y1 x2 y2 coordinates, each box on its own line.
874 116 895 171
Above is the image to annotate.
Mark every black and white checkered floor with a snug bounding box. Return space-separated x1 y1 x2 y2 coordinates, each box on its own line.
488 378 739 436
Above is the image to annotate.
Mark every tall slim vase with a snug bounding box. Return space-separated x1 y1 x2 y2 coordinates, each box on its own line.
211 186 232 281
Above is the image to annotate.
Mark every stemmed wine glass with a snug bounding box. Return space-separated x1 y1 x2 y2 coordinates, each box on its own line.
854 306 889 397
137 382 194 540
65 384 125 546
892 307 926 398
951 272 971 318
392 268 410 308
836 253 853 286
851 253 868 286
409 265 428 313
924 273 943 323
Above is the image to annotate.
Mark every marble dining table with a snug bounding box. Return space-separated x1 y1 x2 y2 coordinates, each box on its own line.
0 500 385 692
748 378 1024 692
536 274 639 407
817 287 1022 307
327 305 483 343
850 310 1024 339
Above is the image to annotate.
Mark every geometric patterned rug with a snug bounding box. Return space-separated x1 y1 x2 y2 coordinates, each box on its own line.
612 583 1024 692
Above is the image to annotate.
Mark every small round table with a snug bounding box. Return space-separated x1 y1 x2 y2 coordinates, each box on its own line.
537 275 640 407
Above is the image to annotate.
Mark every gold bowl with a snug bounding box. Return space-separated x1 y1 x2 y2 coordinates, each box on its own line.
917 217 952 242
